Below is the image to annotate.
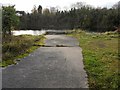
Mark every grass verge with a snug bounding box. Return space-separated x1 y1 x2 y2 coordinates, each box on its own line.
68 30 119 89
1 35 46 67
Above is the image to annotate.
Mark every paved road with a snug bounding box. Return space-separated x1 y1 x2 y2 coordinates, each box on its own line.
2 35 88 88
45 35 79 47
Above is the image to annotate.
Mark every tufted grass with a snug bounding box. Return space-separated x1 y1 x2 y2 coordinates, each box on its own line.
68 30 119 89
1 35 46 67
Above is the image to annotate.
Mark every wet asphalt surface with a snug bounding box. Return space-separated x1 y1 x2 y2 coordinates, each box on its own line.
2 34 88 88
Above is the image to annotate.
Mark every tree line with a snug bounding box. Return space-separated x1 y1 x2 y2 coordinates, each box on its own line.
2 1 120 36
2 5 19 37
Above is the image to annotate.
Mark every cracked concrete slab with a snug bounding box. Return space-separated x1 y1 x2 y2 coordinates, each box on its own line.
45 35 79 47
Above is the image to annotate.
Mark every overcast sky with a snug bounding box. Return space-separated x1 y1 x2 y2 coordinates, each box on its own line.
0 0 119 12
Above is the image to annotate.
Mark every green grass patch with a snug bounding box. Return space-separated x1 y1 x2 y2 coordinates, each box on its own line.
68 30 119 89
1 35 46 67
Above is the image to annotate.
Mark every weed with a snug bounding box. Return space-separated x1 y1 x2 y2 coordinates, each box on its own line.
68 30 119 89
1 35 45 67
